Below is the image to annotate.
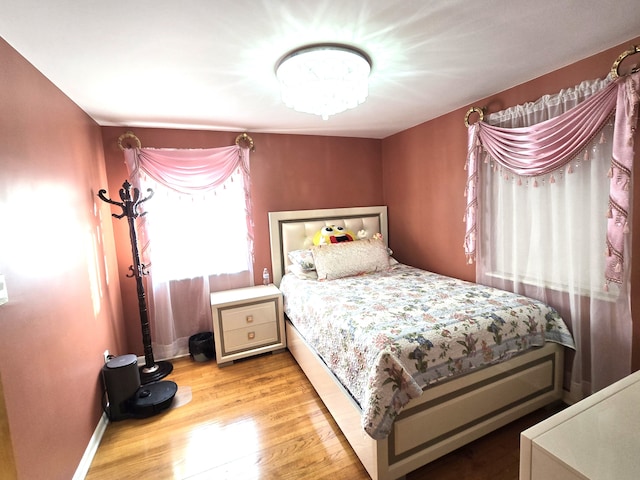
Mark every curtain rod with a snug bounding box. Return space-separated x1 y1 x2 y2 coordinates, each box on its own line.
116 131 256 152
464 44 640 127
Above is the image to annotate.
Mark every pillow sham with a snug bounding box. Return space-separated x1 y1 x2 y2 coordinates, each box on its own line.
311 238 390 281
287 249 315 271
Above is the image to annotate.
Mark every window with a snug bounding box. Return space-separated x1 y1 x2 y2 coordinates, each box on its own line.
140 168 251 282
479 122 613 297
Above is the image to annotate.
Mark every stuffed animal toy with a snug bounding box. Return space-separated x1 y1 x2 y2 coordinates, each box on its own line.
313 225 356 245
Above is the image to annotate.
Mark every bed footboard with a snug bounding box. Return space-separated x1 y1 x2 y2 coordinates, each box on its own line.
286 319 564 480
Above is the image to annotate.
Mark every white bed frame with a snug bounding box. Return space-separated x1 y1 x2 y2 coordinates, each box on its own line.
268 206 564 480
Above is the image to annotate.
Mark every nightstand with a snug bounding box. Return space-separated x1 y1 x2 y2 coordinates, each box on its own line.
210 284 286 366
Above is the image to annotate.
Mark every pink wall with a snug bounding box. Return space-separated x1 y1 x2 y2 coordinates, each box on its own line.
382 36 640 371
101 127 383 354
0 38 125 479
2 29 639 480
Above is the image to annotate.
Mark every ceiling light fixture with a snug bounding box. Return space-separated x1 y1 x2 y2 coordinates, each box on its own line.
275 44 372 120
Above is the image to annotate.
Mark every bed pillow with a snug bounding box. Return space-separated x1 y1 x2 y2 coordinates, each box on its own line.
311 238 390 280
286 263 319 280
287 249 315 271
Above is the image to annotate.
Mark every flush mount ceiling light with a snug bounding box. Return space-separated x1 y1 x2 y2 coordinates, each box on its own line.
275 44 372 120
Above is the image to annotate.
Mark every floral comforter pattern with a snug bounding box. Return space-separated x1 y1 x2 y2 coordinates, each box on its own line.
280 263 574 440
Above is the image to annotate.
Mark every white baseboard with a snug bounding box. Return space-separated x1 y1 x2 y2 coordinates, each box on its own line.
72 412 109 480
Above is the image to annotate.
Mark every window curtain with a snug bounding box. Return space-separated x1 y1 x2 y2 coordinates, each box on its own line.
123 145 254 359
464 71 639 398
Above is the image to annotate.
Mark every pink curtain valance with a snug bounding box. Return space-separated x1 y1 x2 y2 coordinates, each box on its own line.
464 72 640 285
476 80 618 176
124 145 249 195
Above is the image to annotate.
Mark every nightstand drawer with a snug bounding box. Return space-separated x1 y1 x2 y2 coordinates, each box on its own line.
220 301 276 332
211 285 286 365
223 322 279 353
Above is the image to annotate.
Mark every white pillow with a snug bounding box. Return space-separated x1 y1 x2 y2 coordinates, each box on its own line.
287 249 315 271
311 238 390 280
286 263 319 281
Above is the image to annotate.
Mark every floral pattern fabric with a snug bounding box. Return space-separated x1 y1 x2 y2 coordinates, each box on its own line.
280 263 575 440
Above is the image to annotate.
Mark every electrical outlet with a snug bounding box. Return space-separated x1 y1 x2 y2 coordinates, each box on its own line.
0 274 8 305
103 350 110 363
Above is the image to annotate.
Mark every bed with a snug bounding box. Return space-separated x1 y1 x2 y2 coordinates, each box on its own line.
268 206 574 480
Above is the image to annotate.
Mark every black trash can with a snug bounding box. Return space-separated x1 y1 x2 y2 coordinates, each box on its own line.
189 332 215 362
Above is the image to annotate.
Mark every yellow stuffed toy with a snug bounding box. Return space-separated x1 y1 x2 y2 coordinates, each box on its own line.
313 225 355 245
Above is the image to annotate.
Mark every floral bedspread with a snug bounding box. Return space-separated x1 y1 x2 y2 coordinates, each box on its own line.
279 263 574 440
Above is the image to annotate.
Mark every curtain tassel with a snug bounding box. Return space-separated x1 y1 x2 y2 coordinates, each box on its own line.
599 131 606 144
583 149 589 161
607 206 613 219
567 164 574 174
604 282 609 292
549 174 556 184
607 165 614 178
533 179 539 187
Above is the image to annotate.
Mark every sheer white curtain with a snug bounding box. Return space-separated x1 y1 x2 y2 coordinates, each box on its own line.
124 146 254 359
469 75 637 399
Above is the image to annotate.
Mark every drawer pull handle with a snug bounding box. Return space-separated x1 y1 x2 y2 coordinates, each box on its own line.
248 331 255 340
246 315 254 323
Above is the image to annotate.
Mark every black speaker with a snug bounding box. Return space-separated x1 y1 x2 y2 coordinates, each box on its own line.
102 354 140 421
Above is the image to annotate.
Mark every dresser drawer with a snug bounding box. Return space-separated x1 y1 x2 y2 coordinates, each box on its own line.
220 301 276 332
223 321 279 353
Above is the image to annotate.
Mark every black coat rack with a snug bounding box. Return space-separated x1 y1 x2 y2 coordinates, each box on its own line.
98 180 173 384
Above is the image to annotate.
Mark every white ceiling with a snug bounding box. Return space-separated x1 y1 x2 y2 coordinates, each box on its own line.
1 1 639 139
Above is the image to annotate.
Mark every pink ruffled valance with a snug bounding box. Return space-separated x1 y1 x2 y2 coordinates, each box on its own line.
464 72 639 285
124 145 249 194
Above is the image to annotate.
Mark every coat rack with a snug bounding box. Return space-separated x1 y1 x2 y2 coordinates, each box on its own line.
98 180 173 384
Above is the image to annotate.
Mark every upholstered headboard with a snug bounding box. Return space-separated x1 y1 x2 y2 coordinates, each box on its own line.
268 206 388 286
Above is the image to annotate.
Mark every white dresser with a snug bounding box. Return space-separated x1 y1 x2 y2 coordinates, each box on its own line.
520 369 640 480
210 284 286 366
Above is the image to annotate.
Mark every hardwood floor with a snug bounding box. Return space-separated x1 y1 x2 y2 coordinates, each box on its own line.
86 352 564 480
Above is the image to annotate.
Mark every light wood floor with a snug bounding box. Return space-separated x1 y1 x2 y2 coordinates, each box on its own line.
86 351 564 480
